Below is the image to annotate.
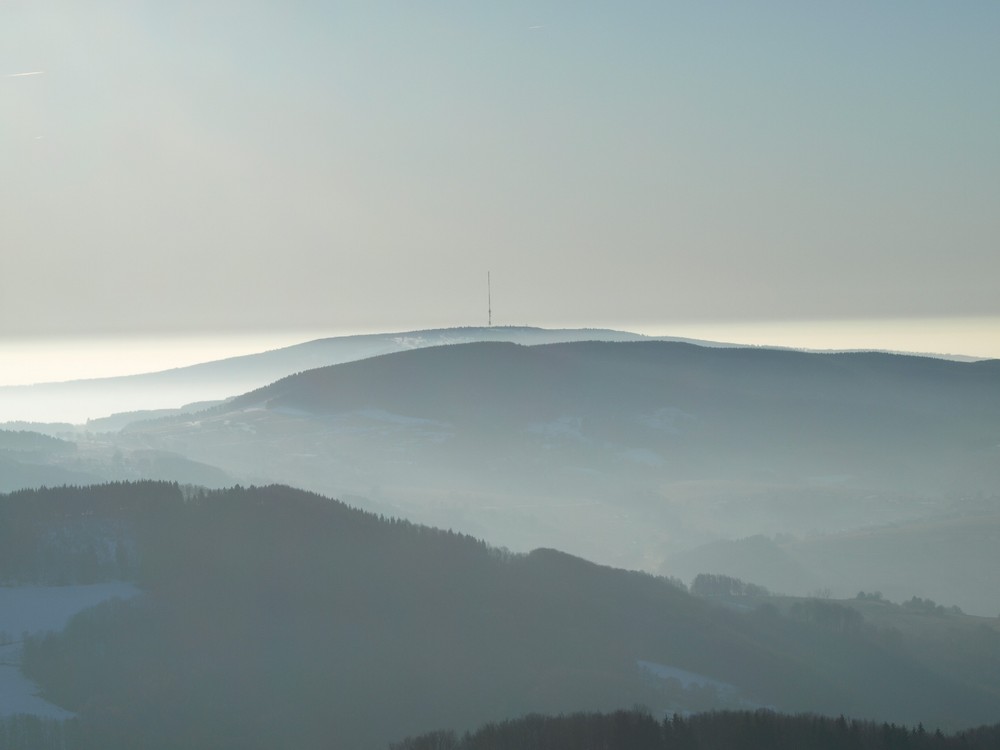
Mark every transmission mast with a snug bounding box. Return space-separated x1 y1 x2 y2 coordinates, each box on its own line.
487 271 492 327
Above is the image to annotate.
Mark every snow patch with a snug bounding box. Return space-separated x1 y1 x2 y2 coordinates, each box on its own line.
0 582 140 635
636 659 738 694
0 582 141 719
0 643 73 720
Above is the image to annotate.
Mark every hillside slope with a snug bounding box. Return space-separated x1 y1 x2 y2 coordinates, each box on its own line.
118 341 1000 601
0 327 677 425
9 483 1000 750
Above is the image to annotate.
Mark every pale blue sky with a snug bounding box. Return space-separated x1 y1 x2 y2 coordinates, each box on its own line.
3 1 998 341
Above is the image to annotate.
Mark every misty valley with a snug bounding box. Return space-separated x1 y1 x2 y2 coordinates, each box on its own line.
1 328 999 749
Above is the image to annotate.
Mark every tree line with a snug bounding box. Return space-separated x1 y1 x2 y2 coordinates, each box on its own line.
8 482 1000 749
391 709 1000 750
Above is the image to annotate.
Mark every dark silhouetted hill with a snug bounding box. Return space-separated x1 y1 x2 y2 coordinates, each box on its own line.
391 709 1000 750
8 483 1000 750
0 327 681 426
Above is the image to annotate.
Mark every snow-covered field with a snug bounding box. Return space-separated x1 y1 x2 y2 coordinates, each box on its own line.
0 642 73 719
0 582 141 718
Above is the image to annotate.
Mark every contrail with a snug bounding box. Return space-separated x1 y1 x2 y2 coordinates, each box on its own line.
6 71 45 78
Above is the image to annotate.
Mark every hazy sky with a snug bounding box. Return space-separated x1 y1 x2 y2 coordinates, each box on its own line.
3 1 999 340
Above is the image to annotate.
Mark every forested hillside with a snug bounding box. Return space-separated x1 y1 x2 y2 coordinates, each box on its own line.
390 709 1000 750
118 341 1000 611
4 483 999 749
9 341 1000 613
0 328 664 425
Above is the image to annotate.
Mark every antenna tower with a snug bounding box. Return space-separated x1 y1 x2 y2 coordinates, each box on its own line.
487 271 492 327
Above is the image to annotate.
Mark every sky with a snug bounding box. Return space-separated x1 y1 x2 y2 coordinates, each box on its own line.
2 2 999 357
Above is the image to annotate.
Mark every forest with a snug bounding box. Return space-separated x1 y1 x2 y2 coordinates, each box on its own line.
0 482 998 749
390 709 1000 750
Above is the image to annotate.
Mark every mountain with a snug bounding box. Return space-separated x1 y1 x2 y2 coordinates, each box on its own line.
664 508 1000 614
10 323 965 427
0 426 234 493
0 328 680 486
7 482 1000 750
0 430 101 493
0 327 709 426
8 337 999 611
111 341 1000 611
186 340 1000 497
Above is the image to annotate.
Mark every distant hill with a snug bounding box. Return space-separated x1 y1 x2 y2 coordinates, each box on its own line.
8 338 999 613
0 430 98 492
0 425 234 493
665 510 1000 615
111 341 1000 611
0 327 700 425
8 482 1000 750
220 340 1000 497
11 324 966 426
